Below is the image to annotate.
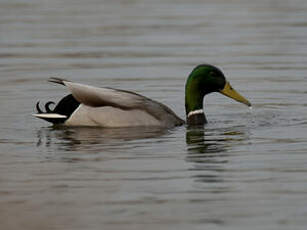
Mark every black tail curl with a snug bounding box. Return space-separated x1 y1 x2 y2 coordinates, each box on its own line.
34 94 80 125
36 101 42 113
36 101 56 114
45 101 55 113
35 94 80 116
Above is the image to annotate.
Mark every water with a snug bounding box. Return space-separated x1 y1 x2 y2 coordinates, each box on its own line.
1 0 307 229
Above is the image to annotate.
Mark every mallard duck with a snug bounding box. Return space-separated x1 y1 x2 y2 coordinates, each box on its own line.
34 64 251 127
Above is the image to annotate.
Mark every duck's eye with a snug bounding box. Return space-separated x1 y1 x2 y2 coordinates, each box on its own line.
209 71 216 77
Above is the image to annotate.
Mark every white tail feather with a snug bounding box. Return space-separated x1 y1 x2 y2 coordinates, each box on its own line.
33 113 67 119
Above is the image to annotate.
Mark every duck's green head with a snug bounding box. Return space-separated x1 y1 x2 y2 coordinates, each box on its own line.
185 64 251 125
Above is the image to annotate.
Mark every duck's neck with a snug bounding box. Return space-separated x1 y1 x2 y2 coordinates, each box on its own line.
185 80 207 125
186 109 207 125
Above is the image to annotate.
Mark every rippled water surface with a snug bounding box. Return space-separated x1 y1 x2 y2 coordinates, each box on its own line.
1 0 307 229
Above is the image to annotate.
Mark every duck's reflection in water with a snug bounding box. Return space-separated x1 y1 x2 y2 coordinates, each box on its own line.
185 126 245 184
36 125 168 152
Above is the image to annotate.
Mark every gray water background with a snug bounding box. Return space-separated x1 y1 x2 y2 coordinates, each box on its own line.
1 0 307 229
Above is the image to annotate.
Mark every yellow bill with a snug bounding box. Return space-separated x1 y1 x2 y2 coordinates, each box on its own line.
219 82 251 107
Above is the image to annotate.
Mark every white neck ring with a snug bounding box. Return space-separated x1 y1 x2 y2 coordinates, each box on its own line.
187 109 204 118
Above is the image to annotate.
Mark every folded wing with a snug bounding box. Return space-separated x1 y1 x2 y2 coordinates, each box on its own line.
49 77 145 109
